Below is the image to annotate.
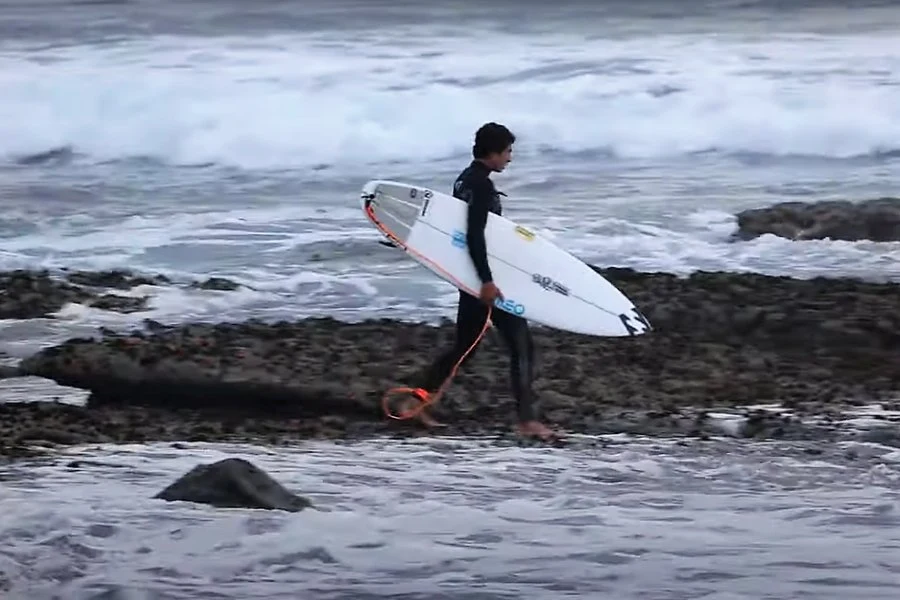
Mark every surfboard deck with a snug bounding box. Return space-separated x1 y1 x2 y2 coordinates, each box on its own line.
360 179 652 337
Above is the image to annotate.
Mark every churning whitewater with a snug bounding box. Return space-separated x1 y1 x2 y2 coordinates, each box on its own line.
1 15 899 170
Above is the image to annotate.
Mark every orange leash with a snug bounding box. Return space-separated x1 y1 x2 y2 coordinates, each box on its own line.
381 305 492 420
361 192 494 421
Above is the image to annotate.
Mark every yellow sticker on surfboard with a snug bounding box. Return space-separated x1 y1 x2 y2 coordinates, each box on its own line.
514 225 535 241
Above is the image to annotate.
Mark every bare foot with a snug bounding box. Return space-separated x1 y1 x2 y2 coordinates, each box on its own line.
515 420 557 441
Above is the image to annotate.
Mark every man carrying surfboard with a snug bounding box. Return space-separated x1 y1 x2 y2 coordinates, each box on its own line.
411 122 557 441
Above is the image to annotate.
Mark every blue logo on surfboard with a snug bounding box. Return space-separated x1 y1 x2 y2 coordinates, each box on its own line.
495 297 525 315
448 229 524 315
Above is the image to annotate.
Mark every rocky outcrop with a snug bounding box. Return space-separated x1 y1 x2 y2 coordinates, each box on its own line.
154 458 312 511
0 267 893 455
0 269 244 320
733 197 900 242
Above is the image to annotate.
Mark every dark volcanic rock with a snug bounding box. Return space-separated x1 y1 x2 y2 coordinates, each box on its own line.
191 277 242 291
64 269 171 289
154 457 312 511
8 267 898 450
0 400 375 461
0 269 244 320
88 294 149 313
0 269 150 319
733 197 900 242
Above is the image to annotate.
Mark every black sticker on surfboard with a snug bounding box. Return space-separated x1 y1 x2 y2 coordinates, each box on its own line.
618 308 652 335
532 273 569 296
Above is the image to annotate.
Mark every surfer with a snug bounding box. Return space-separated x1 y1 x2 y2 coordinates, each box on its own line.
411 122 556 441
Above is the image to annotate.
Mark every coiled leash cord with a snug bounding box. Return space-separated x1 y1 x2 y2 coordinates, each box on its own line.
363 192 494 420
381 305 493 420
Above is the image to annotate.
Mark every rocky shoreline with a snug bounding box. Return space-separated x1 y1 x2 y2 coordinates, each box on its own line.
2 265 899 459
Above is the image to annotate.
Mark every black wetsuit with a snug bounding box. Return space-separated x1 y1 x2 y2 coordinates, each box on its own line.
419 160 538 423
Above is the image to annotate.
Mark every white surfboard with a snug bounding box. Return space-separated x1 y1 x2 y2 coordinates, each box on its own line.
360 179 652 337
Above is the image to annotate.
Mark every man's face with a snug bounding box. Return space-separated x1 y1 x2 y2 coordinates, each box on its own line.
488 145 513 172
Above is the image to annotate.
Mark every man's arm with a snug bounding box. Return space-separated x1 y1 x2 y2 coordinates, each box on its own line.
465 179 494 284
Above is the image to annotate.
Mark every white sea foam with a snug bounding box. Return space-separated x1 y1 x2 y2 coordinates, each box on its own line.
1 29 898 171
0 199 896 351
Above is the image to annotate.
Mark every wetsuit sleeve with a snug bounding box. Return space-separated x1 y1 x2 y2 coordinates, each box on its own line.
465 178 493 284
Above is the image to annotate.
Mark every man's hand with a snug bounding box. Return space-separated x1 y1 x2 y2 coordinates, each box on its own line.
479 281 503 305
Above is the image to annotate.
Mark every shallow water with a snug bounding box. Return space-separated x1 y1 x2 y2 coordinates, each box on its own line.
1 437 899 599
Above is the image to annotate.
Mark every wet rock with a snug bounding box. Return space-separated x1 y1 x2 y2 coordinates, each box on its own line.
64 269 171 289
191 277 241 291
0 269 246 320
88 294 149 313
0 366 20 379
1 267 898 458
0 399 386 461
2 267 894 448
1 270 89 319
0 269 151 319
153 457 312 512
733 197 900 242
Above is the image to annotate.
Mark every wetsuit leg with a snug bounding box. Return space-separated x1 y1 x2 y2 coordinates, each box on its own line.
419 290 490 392
490 309 538 423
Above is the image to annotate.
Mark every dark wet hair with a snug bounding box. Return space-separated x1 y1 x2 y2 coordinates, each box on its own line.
472 122 516 158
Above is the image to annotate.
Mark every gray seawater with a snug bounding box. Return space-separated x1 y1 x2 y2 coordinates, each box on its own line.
1 0 900 597
1 436 900 599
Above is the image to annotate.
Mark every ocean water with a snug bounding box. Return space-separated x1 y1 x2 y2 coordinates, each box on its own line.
1 0 900 597
2 437 900 600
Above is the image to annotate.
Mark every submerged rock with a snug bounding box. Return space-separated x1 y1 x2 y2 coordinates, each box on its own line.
154 457 312 512
733 197 900 242
0 366 19 379
64 269 171 289
191 277 242 291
